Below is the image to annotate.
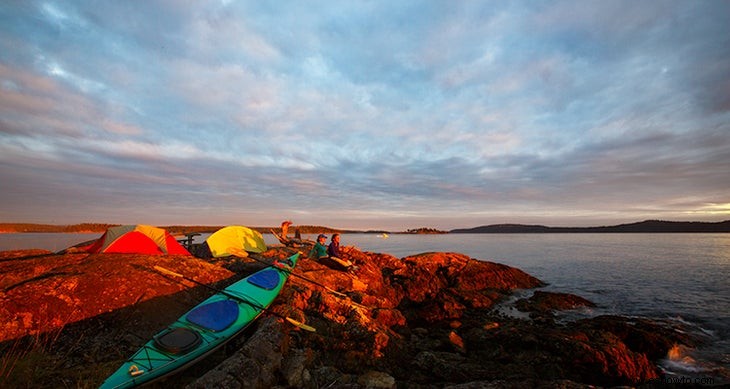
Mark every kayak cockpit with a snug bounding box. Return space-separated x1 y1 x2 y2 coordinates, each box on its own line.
153 327 202 355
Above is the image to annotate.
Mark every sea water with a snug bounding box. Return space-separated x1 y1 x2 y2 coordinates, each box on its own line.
340 232 730 382
0 232 101 252
2 232 728 381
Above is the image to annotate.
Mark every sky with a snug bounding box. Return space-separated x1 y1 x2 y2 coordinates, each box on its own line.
1 1 729 231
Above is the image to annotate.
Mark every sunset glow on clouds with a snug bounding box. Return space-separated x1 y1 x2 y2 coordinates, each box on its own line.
1 1 729 230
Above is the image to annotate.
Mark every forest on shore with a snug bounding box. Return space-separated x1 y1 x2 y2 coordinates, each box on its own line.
0 223 346 235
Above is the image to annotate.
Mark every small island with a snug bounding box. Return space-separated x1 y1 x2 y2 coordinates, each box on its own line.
403 227 448 234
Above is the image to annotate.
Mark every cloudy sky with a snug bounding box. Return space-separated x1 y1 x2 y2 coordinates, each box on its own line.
1 1 729 230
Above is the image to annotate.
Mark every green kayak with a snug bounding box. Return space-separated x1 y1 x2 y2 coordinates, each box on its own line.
99 252 300 389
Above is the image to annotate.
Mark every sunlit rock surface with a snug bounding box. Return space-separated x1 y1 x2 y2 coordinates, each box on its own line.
0 246 699 388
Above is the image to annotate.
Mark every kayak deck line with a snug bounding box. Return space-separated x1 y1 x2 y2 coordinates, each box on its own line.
117 315 263 386
99 252 301 389
106 298 272 388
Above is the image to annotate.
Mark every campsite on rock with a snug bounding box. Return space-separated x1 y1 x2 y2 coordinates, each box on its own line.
0 225 707 388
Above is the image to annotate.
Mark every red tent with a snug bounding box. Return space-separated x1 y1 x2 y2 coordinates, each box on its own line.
80 225 191 255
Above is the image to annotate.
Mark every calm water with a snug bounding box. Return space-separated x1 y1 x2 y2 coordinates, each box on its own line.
341 233 730 380
0 232 102 252
342 233 730 324
2 232 728 379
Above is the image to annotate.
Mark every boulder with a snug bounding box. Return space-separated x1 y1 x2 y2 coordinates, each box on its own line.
357 370 396 389
516 291 596 314
187 318 285 388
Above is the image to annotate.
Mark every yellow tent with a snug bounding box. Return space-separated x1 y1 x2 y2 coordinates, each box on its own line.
205 226 267 257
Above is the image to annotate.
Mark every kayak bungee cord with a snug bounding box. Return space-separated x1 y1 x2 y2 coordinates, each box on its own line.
243 251 371 310
153 265 316 332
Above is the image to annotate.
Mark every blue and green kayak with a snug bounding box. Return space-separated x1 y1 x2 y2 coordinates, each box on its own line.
100 252 300 389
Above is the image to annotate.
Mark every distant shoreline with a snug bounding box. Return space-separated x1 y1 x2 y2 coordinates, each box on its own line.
451 219 730 233
1 219 729 234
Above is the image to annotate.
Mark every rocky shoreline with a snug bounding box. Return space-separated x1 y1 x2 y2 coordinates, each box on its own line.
0 246 714 388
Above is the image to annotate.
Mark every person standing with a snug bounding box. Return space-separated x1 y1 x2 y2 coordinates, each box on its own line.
281 220 292 239
273 220 305 247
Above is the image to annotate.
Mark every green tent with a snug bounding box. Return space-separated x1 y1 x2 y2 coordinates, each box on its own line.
205 226 267 257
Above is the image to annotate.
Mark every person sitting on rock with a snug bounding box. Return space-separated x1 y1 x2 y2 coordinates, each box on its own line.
329 233 359 273
309 234 329 259
310 233 354 271
327 233 342 258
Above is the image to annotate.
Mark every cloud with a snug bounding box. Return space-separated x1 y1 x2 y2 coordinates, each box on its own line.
0 1 729 228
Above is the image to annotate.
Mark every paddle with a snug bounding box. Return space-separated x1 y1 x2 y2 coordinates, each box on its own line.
153 265 316 332
240 251 370 310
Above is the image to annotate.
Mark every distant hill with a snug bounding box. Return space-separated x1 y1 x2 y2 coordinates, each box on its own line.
450 220 730 233
0 223 231 234
3 220 729 234
0 223 117 233
0 223 357 235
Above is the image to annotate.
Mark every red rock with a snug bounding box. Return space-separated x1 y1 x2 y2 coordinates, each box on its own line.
1 245 697 388
566 330 659 385
0 251 231 343
576 315 696 360
373 308 406 327
449 330 465 351
517 291 596 313
483 322 499 330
